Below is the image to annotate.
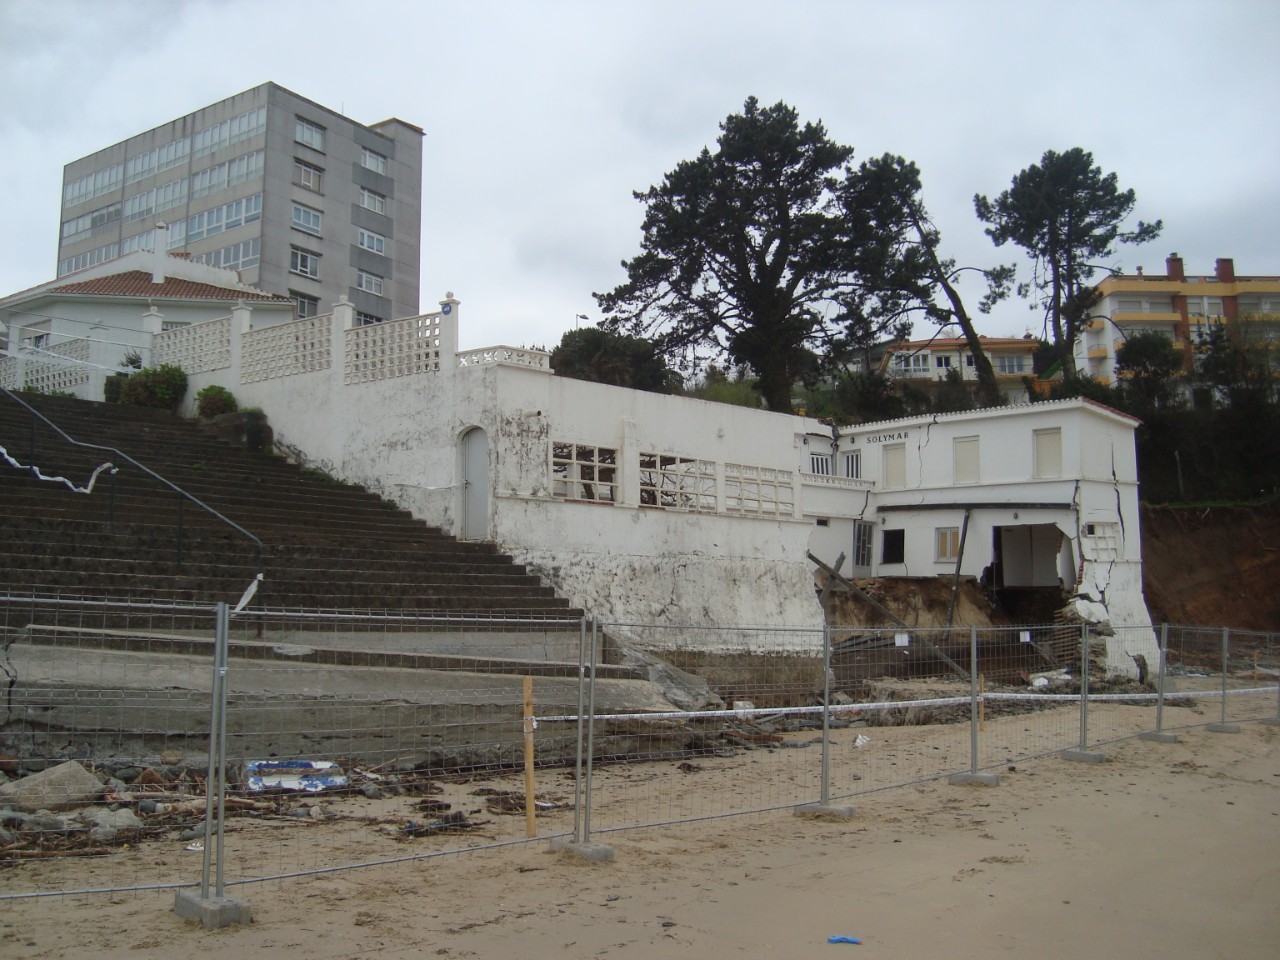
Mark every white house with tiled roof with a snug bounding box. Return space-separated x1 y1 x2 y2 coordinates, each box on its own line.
880 334 1040 402
0 240 294 399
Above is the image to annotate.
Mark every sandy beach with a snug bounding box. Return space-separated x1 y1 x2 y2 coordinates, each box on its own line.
2 717 1276 960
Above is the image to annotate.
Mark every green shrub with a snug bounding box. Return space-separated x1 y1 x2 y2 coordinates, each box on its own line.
118 364 188 411
196 384 238 418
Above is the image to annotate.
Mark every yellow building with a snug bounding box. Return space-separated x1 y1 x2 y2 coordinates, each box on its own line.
1077 255 1280 384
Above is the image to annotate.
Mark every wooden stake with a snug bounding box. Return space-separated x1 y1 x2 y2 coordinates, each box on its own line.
523 675 537 839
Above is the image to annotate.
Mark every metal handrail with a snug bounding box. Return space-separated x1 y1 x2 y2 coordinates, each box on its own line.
1 388 265 586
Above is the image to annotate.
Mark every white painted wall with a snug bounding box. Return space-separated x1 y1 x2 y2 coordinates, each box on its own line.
160 300 1155 668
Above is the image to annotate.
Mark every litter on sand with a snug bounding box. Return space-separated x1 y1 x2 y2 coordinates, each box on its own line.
828 935 862 944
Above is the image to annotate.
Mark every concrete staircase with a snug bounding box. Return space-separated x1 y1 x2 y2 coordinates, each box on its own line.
0 392 576 621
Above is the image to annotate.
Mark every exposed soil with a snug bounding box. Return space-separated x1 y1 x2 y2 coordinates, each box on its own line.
1139 502 1280 631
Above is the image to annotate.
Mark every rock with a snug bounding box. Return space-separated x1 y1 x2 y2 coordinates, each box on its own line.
23 812 70 833
361 783 384 800
82 807 143 843
114 767 143 783
178 826 204 841
0 825 13 846
0 761 104 813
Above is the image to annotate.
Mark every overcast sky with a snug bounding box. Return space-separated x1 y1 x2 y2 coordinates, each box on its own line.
2 0 1277 351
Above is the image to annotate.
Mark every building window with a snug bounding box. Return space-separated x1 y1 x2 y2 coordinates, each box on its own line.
123 190 155 224
808 452 832 476
552 442 617 503
290 246 320 278
997 355 1026 374
61 201 122 243
883 443 906 489
58 242 118 276
120 230 153 255
882 529 905 565
953 436 979 484
852 520 874 568
639 453 717 511
361 147 388 174
357 228 386 255
294 159 323 193
63 163 123 208
935 526 961 562
295 117 325 151
293 292 319 319
936 355 953 369
894 352 929 374
357 269 384 295
187 193 262 242
842 450 861 479
1033 428 1062 479
356 311 384 326
194 238 259 271
292 203 323 235
359 187 386 214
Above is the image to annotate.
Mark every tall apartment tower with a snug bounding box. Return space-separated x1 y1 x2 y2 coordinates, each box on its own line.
57 83 423 323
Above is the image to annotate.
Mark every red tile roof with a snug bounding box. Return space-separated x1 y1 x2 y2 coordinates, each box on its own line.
48 271 292 303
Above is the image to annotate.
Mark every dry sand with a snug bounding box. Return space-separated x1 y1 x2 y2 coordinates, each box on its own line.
2 721 1277 959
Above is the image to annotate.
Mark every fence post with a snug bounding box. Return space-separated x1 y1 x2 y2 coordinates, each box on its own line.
1142 624 1179 743
1063 623 1104 763
550 617 613 860
1207 626 1241 733
568 616 587 843
174 601 250 927
950 626 999 785
797 624 855 817
1263 631 1280 726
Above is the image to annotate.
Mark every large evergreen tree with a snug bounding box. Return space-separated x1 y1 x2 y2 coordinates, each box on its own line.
594 98 926 412
549 327 679 393
974 148 1162 377
846 154 1015 407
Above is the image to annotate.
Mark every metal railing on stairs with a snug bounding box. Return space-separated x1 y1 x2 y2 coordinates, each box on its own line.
1 388 265 591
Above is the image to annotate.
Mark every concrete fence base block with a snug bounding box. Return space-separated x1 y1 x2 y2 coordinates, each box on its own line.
548 837 615 862
173 890 251 928
1139 731 1180 743
948 772 1001 787
1260 717 1280 727
1206 722 1241 734
1061 748 1105 764
794 802 855 819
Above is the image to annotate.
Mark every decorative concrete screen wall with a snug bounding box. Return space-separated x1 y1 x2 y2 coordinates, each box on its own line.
154 316 232 375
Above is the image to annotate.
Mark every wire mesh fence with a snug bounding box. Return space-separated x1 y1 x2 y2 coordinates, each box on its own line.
2 591 1277 910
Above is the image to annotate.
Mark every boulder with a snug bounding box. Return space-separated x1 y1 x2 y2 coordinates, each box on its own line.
0 761 104 812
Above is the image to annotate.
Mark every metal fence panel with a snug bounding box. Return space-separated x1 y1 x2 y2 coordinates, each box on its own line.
0 593 219 897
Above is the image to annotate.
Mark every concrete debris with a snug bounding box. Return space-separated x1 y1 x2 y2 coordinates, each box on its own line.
612 641 722 712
